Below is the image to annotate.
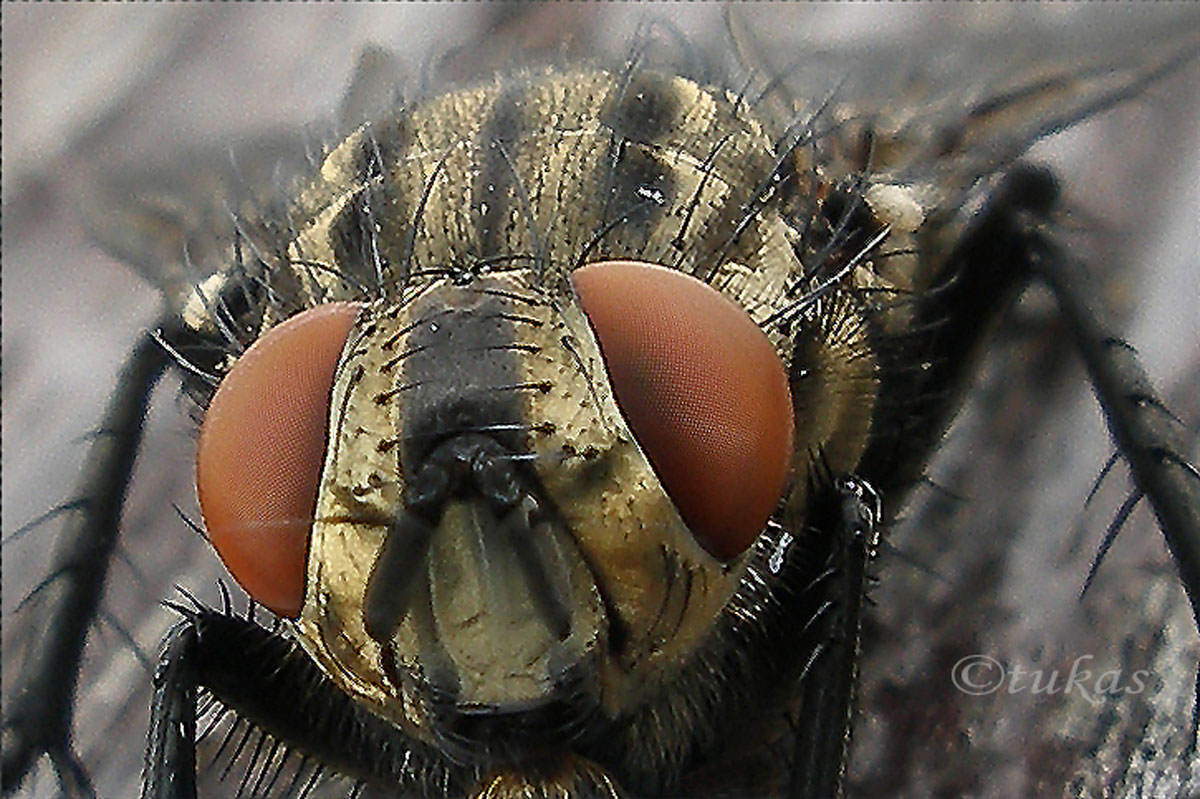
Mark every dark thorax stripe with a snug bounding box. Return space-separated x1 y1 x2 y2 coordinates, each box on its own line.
591 71 682 258
473 79 533 265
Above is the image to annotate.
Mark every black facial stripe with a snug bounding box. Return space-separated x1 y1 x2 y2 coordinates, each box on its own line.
399 289 528 470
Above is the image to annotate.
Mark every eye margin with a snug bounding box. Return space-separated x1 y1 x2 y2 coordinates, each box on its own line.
571 260 795 561
196 301 362 618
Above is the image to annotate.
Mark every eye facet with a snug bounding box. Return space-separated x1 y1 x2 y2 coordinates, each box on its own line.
196 302 361 617
571 261 794 560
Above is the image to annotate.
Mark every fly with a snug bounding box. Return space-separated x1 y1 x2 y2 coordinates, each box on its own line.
3 6 1200 799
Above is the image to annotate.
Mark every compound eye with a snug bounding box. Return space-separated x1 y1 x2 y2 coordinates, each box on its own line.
196 302 361 617
571 261 794 560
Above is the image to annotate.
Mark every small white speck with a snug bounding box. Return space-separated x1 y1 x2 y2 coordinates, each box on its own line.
769 531 794 575
637 186 666 206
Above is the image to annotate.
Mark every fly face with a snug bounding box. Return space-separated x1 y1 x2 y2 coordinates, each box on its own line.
3 6 1200 799
288 275 740 752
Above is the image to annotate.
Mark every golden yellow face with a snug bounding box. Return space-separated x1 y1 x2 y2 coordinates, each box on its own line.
295 274 742 729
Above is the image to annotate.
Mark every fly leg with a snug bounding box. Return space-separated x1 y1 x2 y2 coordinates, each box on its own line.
2 333 172 797
142 611 349 799
787 476 881 799
1031 233 1200 734
142 605 454 799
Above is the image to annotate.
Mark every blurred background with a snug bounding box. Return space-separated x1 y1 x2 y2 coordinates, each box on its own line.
3 5 1198 797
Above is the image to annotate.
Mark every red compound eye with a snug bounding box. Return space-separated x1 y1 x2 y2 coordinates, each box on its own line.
196 302 361 617
571 261 794 560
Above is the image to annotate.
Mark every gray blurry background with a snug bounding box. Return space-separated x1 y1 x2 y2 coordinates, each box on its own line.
3 5 1199 798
